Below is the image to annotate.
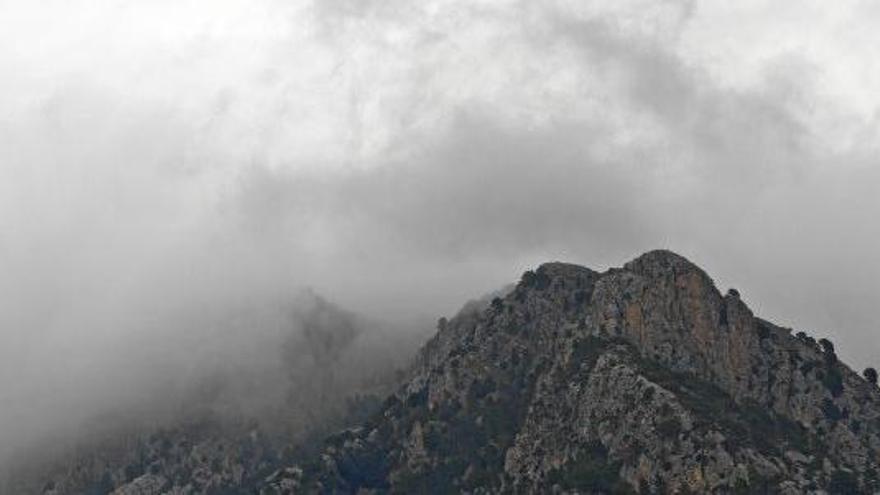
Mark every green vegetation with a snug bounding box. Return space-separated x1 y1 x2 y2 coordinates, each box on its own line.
634 351 813 456
821 398 844 422
406 387 429 408
864 367 878 385
570 336 609 371
732 468 779 495
547 441 632 493
827 470 862 495
822 366 845 398
800 360 817 375
375 353 537 493
819 338 838 364
655 417 682 439
521 269 551 290
123 461 143 482
87 472 114 495
491 297 504 311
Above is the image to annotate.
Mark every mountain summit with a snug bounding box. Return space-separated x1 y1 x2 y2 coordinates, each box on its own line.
25 251 880 494
262 250 880 494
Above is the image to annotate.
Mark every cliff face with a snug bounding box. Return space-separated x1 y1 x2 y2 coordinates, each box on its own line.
264 251 880 494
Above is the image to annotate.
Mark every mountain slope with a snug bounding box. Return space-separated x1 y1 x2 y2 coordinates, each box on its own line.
15 297 418 495
262 250 880 494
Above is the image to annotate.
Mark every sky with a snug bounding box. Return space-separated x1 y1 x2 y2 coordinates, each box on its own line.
2 0 880 462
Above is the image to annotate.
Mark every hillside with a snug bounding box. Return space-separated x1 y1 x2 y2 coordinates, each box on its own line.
21 250 880 494
261 250 880 494
13 297 416 495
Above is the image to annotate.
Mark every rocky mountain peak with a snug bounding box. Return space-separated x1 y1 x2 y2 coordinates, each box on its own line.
262 250 880 494
26 250 880 494
623 249 707 277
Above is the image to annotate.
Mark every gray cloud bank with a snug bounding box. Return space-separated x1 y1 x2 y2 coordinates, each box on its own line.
2 0 880 472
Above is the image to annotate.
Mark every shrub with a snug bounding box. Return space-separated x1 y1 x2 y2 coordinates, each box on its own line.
124 462 144 482
406 387 428 408
819 338 837 364
800 361 817 375
90 472 114 495
827 470 860 495
821 399 843 422
521 269 551 290
822 367 844 398
655 417 682 439
468 378 496 400
863 367 878 386
547 441 627 492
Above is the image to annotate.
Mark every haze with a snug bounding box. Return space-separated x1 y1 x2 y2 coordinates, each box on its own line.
2 0 880 475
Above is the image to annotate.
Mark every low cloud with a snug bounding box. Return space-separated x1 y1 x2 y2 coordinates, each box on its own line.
2 0 880 473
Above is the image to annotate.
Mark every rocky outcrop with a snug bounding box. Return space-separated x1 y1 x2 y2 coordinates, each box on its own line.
265 250 880 494
23 250 880 494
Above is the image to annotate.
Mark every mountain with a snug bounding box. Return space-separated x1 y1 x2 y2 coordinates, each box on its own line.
19 250 880 494
9 296 420 495
260 250 880 494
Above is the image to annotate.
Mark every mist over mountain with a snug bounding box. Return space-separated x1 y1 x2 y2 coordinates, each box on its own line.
3 1 880 494
1 293 430 494
15 250 880 494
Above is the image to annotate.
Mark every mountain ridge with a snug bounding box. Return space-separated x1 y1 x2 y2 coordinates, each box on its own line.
262 249 880 494
20 250 880 494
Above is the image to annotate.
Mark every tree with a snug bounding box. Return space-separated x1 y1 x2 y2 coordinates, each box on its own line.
819 338 837 364
818 338 835 355
864 367 878 386
90 471 114 495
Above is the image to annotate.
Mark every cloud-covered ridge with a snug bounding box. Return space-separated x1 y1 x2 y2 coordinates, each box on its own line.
2 0 880 473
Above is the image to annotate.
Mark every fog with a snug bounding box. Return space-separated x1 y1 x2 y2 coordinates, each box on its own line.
2 0 880 479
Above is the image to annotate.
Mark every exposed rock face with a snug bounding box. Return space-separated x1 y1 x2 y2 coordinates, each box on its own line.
264 251 880 494
21 250 880 494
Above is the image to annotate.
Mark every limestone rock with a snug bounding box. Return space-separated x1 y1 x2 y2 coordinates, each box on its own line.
270 250 880 494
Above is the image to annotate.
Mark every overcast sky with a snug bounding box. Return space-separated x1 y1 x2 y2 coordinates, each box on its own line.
2 0 880 454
